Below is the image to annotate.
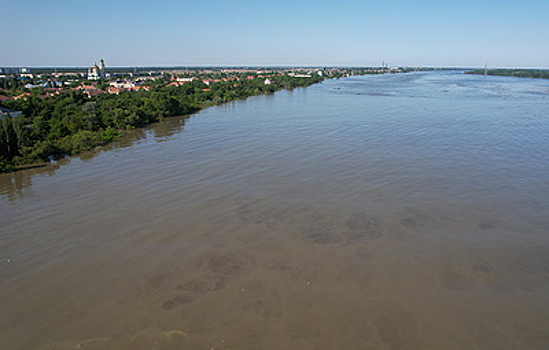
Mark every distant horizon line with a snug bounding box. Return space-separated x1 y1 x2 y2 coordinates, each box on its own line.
1 65 548 70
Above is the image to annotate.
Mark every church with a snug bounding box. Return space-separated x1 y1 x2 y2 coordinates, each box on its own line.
87 59 107 80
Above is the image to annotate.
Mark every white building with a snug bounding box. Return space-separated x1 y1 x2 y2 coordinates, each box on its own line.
88 59 108 80
176 77 195 82
109 80 136 89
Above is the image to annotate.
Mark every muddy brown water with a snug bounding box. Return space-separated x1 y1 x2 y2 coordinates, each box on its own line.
1 71 549 349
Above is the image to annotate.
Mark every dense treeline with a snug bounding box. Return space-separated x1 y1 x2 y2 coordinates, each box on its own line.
466 69 549 79
0 75 322 172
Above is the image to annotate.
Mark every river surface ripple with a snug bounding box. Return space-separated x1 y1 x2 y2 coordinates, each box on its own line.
1 71 549 349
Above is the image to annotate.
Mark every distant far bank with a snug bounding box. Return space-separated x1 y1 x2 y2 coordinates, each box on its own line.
466 69 549 80
0 66 438 76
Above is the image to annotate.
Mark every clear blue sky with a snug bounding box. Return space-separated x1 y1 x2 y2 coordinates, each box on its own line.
1 0 547 68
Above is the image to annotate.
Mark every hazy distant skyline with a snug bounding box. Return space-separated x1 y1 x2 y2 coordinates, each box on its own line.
1 0 548 68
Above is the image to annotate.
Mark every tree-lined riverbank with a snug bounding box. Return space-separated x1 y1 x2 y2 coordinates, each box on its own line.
0 74 323 172
466 69 549 79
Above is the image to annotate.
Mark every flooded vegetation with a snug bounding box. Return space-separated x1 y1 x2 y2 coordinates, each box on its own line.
1 71 549 349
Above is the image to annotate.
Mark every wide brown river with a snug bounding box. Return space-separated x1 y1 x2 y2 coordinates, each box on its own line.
1 71 549 349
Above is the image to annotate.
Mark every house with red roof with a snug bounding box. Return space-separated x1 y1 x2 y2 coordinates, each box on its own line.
13 92 31 100
79 84 97 90
107 87 121 94
168 81 186 87
84 89 104 98
129 86 149 92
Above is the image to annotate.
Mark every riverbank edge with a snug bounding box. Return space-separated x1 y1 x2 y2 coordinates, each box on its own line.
1 76 324 173
465 69 549 79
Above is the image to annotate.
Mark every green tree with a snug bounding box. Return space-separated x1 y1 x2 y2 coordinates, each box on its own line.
0 114 20 161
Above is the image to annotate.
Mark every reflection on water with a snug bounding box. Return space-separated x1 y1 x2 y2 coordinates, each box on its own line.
1 72 549 349
0 161 65 201
0 116 188 201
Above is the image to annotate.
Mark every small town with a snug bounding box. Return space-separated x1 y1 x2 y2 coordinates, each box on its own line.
0 60 406 105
